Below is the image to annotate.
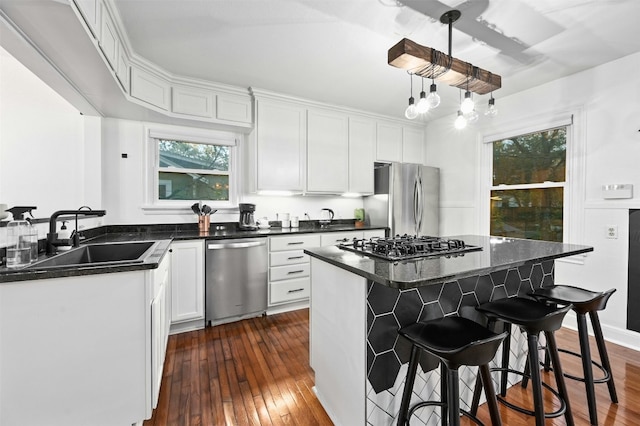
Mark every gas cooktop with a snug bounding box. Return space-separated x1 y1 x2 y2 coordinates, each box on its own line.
338 235 482 261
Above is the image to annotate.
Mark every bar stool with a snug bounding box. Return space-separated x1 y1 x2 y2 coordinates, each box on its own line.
396 316 508 426
469 297 574 426
529 285 617 425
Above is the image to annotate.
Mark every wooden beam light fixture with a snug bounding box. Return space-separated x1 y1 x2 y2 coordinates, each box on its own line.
389 10 501 125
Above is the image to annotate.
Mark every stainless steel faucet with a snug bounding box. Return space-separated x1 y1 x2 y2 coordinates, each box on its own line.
46 206 106 254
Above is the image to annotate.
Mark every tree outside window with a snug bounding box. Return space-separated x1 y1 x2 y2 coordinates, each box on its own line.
157 139 230 201
490 127 566 242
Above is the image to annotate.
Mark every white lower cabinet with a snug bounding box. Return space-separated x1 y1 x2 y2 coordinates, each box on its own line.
170 240 205 330
268 234 320 308
151 252 171 409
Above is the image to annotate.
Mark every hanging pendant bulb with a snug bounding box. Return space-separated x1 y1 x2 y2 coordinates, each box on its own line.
416 78 429 114
465 109 479 124
426 80 440 109
485 95 498 117
454 110 467 129
460 90 474 114
404 73 418 119
405 97 418 119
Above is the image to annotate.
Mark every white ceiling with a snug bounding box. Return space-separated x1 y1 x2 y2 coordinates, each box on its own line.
111 0 640 121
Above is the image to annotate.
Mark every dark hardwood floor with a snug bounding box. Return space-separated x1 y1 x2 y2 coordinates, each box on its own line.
145 309 640 425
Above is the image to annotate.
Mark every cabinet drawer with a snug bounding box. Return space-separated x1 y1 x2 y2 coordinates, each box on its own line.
270 235 321 251
320 231 364 246
270 263 310 282
270 250 309 267
270 278 309 304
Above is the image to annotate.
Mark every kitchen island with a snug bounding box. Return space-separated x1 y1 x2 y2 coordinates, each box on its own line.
305 235 593 426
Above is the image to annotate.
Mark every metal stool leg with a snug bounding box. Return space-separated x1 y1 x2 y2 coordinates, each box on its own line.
500 322 511 396
526 333 545 426
397 345 420 426
447 368 460 426
577 313 598 425
441 363 449 426
590 310 618 403
479 364 502 426
469 368 482 416
545 330 574 426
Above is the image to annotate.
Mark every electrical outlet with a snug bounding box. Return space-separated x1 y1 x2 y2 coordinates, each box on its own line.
606 225 618 239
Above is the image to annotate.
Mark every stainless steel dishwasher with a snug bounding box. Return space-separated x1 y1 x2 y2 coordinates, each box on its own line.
205 238 268 324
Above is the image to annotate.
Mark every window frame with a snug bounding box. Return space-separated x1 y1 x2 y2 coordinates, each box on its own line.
143 124 240 212
478 108 586 261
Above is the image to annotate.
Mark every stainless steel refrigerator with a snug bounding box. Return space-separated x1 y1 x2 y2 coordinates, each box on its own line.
364 162 439 236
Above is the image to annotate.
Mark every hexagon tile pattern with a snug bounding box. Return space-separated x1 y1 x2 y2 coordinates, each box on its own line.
366 260 554 425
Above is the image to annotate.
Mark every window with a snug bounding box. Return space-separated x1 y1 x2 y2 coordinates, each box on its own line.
145 126 238 209
157 139 230 201
489 126 567 242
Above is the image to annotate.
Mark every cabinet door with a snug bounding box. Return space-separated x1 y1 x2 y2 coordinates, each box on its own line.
99 3 118 70
170 240 204 323
256 99 306 191
307 109 349 193
348 116 375 194
217 93 252 124
73 0 101 38
402 127 425 164
376 122 402 162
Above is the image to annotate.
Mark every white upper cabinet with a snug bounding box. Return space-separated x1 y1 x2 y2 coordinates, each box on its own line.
307 108 349 193
402 127 425 164
130 66 171 111
348 116 375 194
376 122 403 162
99 2 118 70
217 93 252 124
256 98 306 191
73 0 101 38
172 85 215 118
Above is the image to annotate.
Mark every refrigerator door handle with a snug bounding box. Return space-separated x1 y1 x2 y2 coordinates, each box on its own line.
413 176 423 234
416 176 423 233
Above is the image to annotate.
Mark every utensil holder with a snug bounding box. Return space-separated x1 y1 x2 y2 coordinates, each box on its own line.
198 215 210 234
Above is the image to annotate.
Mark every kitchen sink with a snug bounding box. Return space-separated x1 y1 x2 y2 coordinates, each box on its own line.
29 241 157 269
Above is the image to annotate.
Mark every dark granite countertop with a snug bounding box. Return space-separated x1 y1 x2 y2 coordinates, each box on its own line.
0 239 173 283
0 221 387 283
304 235 594 290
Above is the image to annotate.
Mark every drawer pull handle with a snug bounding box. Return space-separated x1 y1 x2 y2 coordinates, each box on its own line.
287 241 304 245
287 270 305 275
287 288 305 293
287 256 305 260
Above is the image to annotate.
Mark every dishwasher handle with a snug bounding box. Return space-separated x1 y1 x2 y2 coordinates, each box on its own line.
207 240 266 250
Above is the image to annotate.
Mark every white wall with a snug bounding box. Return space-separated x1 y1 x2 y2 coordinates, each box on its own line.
101 117 364 225
426 51 640 348
0 47 103 243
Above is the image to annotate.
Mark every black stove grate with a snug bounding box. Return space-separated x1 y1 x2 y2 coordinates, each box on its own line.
338 235 482 261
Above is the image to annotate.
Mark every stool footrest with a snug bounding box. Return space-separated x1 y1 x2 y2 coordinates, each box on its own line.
540 347 612 384
407 401 484 426
491 367 567 419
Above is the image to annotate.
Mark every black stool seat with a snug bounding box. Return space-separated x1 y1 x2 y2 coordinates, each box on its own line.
397 317 508 426
531 285 614 314
530 285 618 425
471 297 574 426
476 297 571 333
399 317 507 368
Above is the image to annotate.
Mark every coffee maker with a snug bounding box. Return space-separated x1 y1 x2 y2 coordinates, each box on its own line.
238 203 257 230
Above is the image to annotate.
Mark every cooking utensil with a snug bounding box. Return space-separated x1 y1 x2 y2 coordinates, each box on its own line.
191 203 201 215
202 205 212 215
